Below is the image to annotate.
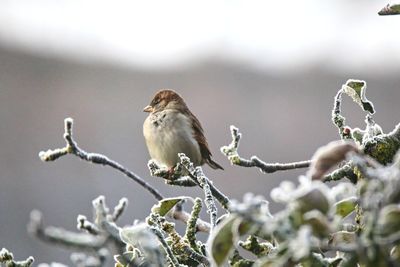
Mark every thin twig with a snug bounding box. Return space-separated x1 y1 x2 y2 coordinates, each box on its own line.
221 126 311 173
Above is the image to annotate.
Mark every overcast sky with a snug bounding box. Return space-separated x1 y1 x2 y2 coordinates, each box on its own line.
0 0 398 73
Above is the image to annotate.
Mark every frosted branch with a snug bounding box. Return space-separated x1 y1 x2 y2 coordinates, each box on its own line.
39 118 163 201
28 210 106 250
184 198 202 251
27 196 128 263
149 226 181 267
148 214 210 266
0 248 34 267
178 153 218 227
171 207 211 233
147 160 196 187
148 157 230 210
322 164 357 183
77 215 101 236
112 197 128 222
331 90 350 140
221 126 311 173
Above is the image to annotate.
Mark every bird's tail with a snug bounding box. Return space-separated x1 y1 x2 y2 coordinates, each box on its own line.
207 158 224 170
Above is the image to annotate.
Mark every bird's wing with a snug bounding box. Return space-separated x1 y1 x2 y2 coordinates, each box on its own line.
188 110 224 170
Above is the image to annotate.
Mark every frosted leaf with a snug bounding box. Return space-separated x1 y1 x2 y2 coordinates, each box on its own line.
341 79 375 114
120 223 159 250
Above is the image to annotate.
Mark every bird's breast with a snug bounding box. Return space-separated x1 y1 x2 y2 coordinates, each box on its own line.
143 111 201 167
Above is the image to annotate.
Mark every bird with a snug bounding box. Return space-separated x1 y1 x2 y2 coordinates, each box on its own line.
143 89 223 173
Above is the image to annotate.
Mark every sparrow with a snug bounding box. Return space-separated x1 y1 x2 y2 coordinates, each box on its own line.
143 89 223 172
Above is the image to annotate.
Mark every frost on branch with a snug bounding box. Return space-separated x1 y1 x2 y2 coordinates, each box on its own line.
0 248 34 267
221 126 311 173
28 196 128 267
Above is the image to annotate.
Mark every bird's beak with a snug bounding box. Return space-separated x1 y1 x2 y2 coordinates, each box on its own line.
143 105 153 113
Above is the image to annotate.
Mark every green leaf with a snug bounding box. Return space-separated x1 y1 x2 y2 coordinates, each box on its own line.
342 79 375 114
151 197 190 216
334 197 357 218
209 215 241 266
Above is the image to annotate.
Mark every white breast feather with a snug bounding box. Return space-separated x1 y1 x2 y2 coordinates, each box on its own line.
143 110 202 167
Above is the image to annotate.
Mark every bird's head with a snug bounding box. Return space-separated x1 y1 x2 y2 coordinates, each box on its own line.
143 89 187 113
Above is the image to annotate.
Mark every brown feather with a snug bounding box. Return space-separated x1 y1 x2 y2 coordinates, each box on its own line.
184 108 224 170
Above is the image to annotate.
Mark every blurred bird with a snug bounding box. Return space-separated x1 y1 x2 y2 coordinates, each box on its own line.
143 89 223 172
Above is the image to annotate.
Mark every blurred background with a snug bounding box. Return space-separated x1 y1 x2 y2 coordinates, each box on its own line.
0 0 399 265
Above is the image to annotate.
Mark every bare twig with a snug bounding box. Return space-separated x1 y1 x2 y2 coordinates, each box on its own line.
221 126 311 173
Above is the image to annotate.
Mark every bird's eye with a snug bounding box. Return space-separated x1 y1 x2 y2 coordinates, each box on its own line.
153 98 161 105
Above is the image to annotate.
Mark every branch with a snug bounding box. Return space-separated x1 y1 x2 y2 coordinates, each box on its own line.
171 207 211 233
184 198 202 252
148 157 231 210
150 226 181 267
331 89 351 140
27 196 132 261
178 154 218 227
221 126 311 173
0 248 34 267
112 197 128 222
39 118 163 201
77 215 101 236
148 214 210 266
322 164 357 183
28 210 106 250
378 3 400 15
